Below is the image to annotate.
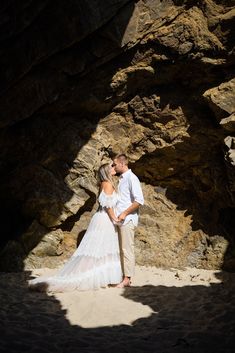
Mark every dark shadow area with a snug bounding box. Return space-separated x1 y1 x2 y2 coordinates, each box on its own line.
0 0 134 95
0 270 234 353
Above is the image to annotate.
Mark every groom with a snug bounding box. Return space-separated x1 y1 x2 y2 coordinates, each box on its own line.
112 154 144 288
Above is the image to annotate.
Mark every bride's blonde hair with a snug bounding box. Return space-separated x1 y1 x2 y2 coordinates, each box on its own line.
97 163 115 189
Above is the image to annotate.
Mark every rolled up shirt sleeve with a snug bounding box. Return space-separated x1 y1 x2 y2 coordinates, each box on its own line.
130 176 144 205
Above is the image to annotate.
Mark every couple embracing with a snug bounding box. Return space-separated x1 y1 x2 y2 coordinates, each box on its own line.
29 154 144 292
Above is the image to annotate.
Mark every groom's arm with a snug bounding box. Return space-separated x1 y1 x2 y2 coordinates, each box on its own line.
118 201 141 222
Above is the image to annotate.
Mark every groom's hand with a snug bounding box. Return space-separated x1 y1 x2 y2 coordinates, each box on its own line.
118 212 127 223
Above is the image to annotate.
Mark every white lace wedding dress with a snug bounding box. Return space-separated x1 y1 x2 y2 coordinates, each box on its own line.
28 190 122 292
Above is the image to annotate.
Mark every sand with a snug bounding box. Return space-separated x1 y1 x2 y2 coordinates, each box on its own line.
0 265 234 353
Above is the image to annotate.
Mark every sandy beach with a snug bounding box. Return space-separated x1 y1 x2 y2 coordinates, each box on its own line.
1 265 234 353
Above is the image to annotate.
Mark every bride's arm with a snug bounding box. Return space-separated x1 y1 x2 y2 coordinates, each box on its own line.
101 181 119 223
106 207 119 223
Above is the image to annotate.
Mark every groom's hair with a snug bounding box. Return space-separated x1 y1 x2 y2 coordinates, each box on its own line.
114 154 129 165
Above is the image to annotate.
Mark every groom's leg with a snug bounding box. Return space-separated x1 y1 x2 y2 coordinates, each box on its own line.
119 221 135 278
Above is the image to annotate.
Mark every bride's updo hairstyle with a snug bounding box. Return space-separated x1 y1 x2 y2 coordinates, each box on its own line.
98 163 115 188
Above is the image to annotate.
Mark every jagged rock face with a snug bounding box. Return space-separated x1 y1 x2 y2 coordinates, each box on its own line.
0 0 235 271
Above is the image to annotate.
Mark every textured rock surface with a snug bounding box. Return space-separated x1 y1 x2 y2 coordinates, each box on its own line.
203 78 235 120
0 0 235 271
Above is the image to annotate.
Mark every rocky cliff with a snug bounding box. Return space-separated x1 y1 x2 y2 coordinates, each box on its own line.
0 0 234 271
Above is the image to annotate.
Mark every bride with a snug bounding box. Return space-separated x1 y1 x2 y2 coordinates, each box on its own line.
28 163 122 292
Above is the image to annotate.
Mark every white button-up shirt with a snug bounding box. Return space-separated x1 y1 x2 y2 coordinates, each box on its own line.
116 169 144 226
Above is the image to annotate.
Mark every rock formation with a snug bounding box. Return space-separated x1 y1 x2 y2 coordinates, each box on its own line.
0 0 234 271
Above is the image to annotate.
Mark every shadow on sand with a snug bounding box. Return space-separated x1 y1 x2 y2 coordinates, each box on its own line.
1 270 234 353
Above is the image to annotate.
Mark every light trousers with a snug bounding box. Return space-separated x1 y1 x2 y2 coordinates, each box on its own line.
118 221 135 278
